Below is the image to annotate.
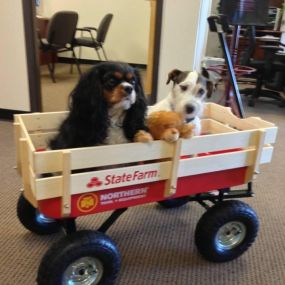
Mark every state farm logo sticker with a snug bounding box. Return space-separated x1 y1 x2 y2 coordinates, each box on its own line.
86 177 103 188
86 170 158 190
77 193 98 213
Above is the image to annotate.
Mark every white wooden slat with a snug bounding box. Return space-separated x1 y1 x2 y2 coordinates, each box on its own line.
180 129 269 156
29 165 37 204
34 150 63 174
203 103 275 130
35 160 172 200
164 139 182 196
70 140 175 169
13 122 21 173
178 146 273 178
33 141 174 174
20 111 68 132
201 119 237 134
61 150 71 217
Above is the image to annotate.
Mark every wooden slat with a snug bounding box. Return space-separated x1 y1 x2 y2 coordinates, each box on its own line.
20 111 68 132
34 141 175 174
181 129 270 156
29 131 58 149
201 119 237 134
245 130 266 181
20 139 37 207
13 122 21 173
164 139 182 196
61 150 71 217
203 103 276 130
34 150 63 174
178 146 273 178
35 160 172 200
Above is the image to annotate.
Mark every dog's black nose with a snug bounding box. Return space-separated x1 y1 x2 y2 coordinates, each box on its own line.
124 85 133 95
185 104 195 114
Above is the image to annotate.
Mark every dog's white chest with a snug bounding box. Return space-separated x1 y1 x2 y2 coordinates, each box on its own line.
104 126 129 145
104 112 129 145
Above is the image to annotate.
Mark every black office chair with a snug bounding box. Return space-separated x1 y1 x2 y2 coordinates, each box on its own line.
240 26 285 107
38 11 81 83
73 13 113 61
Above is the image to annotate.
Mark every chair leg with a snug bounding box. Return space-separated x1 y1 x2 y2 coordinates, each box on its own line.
95 47 102 61
101 46 108 61
47 57 56 83
72 49 82 75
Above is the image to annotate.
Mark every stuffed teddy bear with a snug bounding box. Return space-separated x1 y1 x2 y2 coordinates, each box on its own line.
147 111 195 143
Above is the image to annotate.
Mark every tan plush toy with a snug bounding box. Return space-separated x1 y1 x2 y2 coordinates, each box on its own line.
147 111 194 143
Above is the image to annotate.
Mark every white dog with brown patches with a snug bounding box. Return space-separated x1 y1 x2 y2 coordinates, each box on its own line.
148 68 214 136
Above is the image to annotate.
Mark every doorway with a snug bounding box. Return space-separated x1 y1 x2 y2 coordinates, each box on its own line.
22 0 163 112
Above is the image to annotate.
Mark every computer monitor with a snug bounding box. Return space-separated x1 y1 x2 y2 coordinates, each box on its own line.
219 0 270 26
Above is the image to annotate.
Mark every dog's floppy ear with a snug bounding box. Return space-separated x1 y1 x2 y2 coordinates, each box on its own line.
68 66 109 145
123 68 148 141
201 67 214 98
166 69 183 85
201 67 210 79
206 80 214 98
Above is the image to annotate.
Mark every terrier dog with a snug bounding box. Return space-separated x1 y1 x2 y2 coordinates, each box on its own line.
148 68 214 136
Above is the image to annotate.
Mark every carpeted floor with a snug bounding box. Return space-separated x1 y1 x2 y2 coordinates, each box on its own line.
1 64 285 284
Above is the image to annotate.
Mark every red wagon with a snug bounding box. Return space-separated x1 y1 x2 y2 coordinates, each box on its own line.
14 102 277 285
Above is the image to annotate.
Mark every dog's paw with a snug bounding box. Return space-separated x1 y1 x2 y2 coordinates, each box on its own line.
179 124 195 139
134 130 153 143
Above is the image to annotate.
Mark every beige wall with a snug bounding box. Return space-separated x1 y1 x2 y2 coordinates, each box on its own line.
0 2 30 111
156 0 212 101
37 0 150 65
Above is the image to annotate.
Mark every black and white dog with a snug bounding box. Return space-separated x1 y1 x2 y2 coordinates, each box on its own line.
148 68 214 135
50 62 152 149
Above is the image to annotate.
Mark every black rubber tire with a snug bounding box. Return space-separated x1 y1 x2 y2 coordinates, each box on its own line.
158 196 190 208
17 193 61 235
195 200 259 262
37 230 121 285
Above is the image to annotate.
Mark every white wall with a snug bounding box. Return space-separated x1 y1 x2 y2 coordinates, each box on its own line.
156 0 212 101
0 2 30 111
37 0 150 65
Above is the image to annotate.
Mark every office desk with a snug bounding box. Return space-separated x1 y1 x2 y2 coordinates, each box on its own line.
227 29 281 61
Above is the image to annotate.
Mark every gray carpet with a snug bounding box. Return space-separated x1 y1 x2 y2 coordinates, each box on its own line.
1 66 285 284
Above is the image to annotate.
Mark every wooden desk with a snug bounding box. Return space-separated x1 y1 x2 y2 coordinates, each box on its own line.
227 29 281 61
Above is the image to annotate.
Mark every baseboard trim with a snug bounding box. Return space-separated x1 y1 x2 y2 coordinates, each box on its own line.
0 109 29 120
58 57 147 70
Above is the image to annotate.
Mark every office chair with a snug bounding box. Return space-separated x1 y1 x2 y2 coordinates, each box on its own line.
38 11 81 83
239 26 285 107
73 13 113 61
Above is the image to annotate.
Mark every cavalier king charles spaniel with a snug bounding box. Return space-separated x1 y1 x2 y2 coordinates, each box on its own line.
50 62 153 149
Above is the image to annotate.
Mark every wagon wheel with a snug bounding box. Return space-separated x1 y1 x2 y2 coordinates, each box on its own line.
17 193 61 235
158 196 190 208
37 230 121 285
195 200 259 262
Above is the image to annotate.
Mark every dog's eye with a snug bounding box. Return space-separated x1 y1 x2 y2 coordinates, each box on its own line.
198 88 205 96
107 78 117 87
180 85 188 92
129 79 136 85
